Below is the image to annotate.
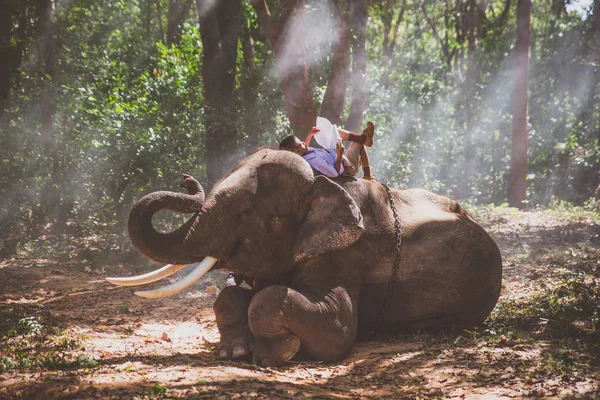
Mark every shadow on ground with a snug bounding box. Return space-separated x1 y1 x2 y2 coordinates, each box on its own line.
1 207 599 399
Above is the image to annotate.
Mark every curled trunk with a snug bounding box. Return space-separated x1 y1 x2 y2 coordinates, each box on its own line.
128 188 206 265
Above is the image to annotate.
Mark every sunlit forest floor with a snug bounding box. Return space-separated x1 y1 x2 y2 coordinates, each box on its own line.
1 205 599 399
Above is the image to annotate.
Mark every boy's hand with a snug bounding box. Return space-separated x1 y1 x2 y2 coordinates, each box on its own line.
304 127 320 147
335 141 344 157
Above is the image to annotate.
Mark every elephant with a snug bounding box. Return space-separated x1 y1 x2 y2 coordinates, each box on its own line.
107 149 502 366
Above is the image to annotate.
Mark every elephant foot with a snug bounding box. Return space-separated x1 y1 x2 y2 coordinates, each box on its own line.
252 330 301 367
217 325 254 360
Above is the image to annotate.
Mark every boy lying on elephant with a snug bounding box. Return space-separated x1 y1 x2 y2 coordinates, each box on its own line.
279 117 377 181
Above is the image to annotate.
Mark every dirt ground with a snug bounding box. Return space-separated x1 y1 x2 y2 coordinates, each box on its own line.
1 206 599 399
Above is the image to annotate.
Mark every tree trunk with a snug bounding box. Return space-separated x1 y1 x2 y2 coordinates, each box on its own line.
319 6 350 126
167 0 193 46
36 0 55 146
251 0 316 137
142 0 153 42
507 0 531 209
197 0 241 186
0 0 12 121
347 0 368 133
421 0 456 84
380 0 407 88
463 0 477 133
241 14 256 69
588 0 600 142
34 0 66 232
155 0 165 44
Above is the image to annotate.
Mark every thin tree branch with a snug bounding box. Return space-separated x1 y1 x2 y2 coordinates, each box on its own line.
491 0 511 36
389 0 407 52
155 0 165 45
421 0 450 61
250 0 281 47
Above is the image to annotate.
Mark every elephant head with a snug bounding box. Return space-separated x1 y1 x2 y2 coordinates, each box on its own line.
107 149 365 297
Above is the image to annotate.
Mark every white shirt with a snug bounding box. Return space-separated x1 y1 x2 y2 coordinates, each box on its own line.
303 146 344 178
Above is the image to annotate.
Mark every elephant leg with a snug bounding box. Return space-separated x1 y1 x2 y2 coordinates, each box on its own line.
213 286 254 359
248 285 358 367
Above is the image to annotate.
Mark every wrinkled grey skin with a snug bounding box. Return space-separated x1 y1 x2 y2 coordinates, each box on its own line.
128 149 502 366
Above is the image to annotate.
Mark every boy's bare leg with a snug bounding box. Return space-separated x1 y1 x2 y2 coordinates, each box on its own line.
360 146 377 182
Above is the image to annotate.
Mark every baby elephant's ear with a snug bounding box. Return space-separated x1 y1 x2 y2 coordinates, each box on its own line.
293 176 364 263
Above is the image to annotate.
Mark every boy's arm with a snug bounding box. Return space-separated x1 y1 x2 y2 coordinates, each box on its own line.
305 127 319 146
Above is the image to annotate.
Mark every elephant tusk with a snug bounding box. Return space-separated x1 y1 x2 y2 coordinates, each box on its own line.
106 263 188 286
134 257 218 299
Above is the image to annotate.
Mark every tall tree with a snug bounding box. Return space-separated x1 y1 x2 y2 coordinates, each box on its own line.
167 0 193 46
0 0 13 121
34 0 68 231
590 0 600 141
380 0 407 88
155 0 166 44
35 0 55 146
508 0 531 209
421 0 460 85
197 0 241 185
251 0 316 137
346 0 368 133
591 0 600 198
319 3 351 125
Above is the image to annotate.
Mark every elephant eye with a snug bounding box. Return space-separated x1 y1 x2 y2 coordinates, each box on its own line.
242 208 254 216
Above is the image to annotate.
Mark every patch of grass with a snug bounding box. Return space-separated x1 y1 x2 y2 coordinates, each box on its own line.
148 383 167 396
490 269 599 339
0 308 98 373
548 198 600 218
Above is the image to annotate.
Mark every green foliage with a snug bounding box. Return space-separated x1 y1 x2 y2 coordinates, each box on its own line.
363 0 599 204
0 0 598 258
491 269 599 338
149 383 167 396
0 308 98 373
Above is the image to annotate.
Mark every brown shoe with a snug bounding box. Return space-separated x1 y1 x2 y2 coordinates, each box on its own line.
363 174 378 182
362 121 375 147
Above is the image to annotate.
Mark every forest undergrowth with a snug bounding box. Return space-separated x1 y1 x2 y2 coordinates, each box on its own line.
0 204 599 399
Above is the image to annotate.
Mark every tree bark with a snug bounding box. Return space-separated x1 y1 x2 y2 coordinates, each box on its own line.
34 0 71 232
197 0 241 186
319 5 351 125
35 0 55 145
463 0 477 133
592 0 600 201
508 0 531 209
251 0 316 137
0 0 12 121
346 0 367 133
380 0 407 88
588 0 600 142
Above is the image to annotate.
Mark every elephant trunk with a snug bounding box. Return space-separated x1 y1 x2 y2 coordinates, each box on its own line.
128 183 206 265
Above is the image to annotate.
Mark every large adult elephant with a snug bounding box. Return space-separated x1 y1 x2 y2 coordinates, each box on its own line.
107 149 502 366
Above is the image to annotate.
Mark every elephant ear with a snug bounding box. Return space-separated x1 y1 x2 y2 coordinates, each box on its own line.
293 176 365 263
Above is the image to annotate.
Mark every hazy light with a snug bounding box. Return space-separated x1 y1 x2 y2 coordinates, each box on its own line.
565 0 593 18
